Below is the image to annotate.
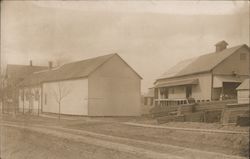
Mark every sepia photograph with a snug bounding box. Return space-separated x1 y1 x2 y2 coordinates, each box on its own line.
0 0 249 159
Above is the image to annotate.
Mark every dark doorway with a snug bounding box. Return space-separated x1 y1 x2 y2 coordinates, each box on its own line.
186 86 192 98
222 82 241 99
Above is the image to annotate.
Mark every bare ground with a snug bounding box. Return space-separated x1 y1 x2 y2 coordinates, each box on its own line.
0 114 249 159
2 126 152 159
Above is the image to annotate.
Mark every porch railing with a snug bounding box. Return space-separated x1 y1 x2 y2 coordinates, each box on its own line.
155 98 191 106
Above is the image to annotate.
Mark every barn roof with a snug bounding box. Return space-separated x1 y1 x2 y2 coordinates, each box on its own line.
158 44 248 80
20 53 142 86
237 79 250 90
6 64 47 79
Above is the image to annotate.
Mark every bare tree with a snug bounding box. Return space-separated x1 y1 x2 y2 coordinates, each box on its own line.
53 82 70 120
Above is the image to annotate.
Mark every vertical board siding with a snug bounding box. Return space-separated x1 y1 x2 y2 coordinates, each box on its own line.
88 55 141 116
42 79 88 115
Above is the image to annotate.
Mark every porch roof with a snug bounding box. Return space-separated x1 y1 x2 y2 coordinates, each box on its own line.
155 78 199 88
237 79 249 90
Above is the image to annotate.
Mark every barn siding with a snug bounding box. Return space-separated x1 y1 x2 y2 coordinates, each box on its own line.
88 55 141 116
42 78 88 115
213 47 249 76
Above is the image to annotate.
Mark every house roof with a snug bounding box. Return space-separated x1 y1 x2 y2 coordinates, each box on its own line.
158 44 248 80
237 79 249 90
6 64 47 80
20 53 142 86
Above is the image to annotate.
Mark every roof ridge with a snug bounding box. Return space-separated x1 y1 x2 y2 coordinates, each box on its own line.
195 44 244 58
157 44 247 80
59 53 116 67
20 53 118 86
7 64 47 68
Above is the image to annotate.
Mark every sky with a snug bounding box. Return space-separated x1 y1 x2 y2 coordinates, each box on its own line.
1 0 249 92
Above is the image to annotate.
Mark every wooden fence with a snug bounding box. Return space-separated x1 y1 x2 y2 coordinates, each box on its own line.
151 100 242 124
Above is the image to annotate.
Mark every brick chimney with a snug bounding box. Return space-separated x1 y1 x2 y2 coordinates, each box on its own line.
215 40 228 52
48 61 53 69
30 60 33 66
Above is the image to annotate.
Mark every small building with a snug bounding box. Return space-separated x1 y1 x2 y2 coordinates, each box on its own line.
236 79 250 104
154 41 249 106
142 88 154 106
19 53 142 116
141 88 154 115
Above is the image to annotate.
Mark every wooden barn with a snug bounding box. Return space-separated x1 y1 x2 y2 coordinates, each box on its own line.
154 41 249 106
19 53 142 116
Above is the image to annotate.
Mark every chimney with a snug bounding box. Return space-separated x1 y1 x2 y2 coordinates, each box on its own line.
30 60 33 66
48 61 53 69
215 40 228 52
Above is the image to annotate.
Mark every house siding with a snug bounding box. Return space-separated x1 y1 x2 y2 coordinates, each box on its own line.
237 90 250 104
156 73 212 101
19 86 42 114
42 78 88 115
88 55 141 116
168 86 186 99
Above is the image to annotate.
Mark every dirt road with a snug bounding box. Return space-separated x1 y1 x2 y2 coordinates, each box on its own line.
0 115 248 159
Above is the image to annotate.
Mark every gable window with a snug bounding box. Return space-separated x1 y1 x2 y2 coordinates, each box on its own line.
240 53 246 61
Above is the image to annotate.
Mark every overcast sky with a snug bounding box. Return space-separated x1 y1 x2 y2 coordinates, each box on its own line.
1 0 249 92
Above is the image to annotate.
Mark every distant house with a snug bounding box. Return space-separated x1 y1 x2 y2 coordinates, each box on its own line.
142 88 154 106
19 53 142 116
154 41 249 106
141 88 154 115
236 79 250 104
3 61 47 113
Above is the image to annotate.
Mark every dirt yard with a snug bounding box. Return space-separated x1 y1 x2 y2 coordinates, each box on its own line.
67 120 249 157
1 114 249 158
2 126 151 159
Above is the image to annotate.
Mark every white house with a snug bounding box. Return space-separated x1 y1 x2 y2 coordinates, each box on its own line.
19 53 142 116
154 41 249 106
236 79 250 104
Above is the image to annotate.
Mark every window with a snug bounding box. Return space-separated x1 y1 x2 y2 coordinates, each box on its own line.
44 93 47 105
25 91 30 101
150 98 153 106
240 53 246 61
186 86 192 98
21 91 24 101
171 88 175 94
144 97 148 105
35 90 40 101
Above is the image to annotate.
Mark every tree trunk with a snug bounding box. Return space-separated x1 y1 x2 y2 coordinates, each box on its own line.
22 90 24 114
59 102 61 120
38 98 40 116
23 100 24 114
